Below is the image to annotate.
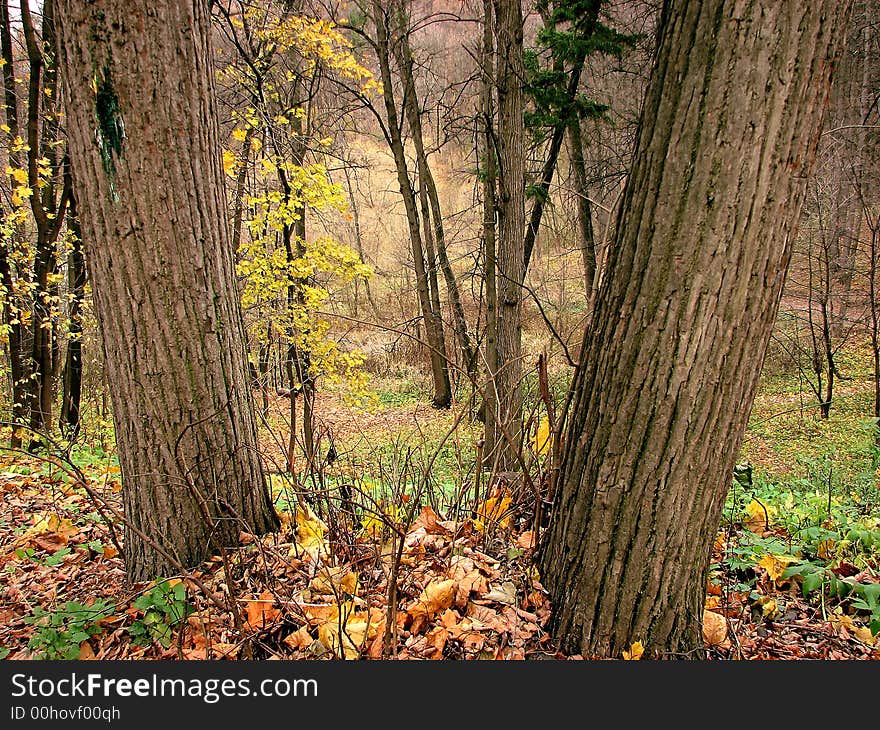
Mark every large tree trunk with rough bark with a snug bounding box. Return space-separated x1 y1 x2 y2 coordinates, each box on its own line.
487 0 525 472
57 0 278 582
540 0 850 658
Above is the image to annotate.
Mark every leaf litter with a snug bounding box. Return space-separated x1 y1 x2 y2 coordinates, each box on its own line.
0 454 877 661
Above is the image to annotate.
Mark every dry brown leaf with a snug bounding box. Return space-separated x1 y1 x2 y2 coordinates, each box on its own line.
702 609 727 646
426 626 449 659
310 566 359 596
210 642 240 659
483 581 517 605
408 579 456 634
412 506 451 535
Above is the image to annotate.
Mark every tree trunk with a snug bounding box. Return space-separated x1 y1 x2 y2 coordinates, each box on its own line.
22 0 67 444
391 14 477 382
540 0 849 658
567 118 597 301
0 0 29 448
481 0 499 467
57 0 278 581
373 0 451 409
488 0 526 471
59 174 85 438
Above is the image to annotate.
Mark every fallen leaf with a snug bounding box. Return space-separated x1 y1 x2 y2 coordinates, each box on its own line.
294 505 328 558
412 506 451 535
409 579 456 633
425 626 449 659
817 539 835 560
702 609 727 645
744 500 773 533
475 490 512 531
757 554 797 583
244 591 280 629
758 596 779 619
317 605 383 660
483 581 517 605
622 641 644 660
310 566 359 597
283 626 312 650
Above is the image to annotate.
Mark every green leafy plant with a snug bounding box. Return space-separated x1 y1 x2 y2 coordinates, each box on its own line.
129 581 191 648
850 583 880 636
13 546 72 567
25 600 112 659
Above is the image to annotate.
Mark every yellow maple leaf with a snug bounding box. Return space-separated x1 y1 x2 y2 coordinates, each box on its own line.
293 504 328 558
8 167 28 185
622 641 644 660
409 579 456 621
310 566 359 596
475 490 512 531
760 597 779 619
757 554 797 583
743 499 774 533
316 603 382 659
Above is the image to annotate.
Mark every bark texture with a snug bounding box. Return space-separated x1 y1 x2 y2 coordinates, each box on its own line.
540 0 850 657
57 0 278 581
488 0 525 471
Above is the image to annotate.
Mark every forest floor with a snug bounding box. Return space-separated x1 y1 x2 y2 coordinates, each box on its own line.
1 342 879 660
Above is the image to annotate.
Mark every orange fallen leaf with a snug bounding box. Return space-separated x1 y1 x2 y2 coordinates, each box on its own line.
426 626 449 659
283 626 313 650
409 579 456 634
245 591 280 629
